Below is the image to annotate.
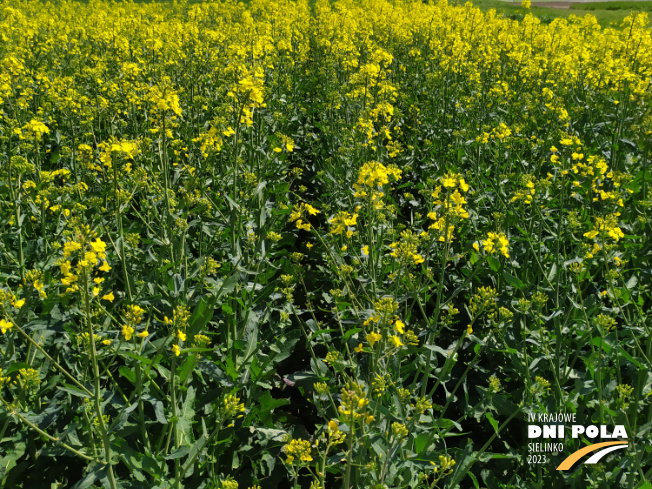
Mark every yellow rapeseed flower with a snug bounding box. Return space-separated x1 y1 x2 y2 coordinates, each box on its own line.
366 331 382 347
394 320 405 334
122 325 134 341
0 319 12 334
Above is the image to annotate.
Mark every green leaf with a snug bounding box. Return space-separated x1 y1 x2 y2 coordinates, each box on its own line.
502 271 524 290
165 446 190 460
486 412 499 433
617 346 644 368
468 471 481 489
189 296 215 339
267 330 299 364
615 286 630 302
344 327 362 340
114 438 162 481
144 396 167 424
70 465 106 489
119 366 136 384
492 394 520 417
0 440 25 480
251 427 287 442
242 310 260 364
487 255 501 272
439 418 464 433
257 391 290 414
178 356 197 385
309 328 338 341
124 352 154 365
5 362 32 374
58 384 92 398
592 337 612 353
447 438 475 487
224 357 238 380
178 386 196 445
414 433 430 453
181 434 210 478
216 273 239 299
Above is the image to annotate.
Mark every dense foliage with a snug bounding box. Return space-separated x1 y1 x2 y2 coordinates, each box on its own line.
0 0 651 487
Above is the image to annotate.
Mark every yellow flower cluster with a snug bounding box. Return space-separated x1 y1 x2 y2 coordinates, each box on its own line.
25 269 46 299
389 229 425 266
338 382 373 423
329 211 358 236
164 305 190 356
121 305 147 341
18 367 41 389
220 479 239 489
16 119 50 140
438 455 456 472
0 367 41 391
0 319 12 335
122 325 134 342
228 72 266 127
59 233 111 295
353 161 402 199
366 331 382 347
327 419 346 444
289 202 320 231
125 305 145 325
391 422 409 439
0 369 9 388
475 232 510 258
476 123 512 144
426 172 470 242
469 286 499 319
95 140 140 172
360 298 407 350
488 374 502 393
147 83 183 118
510 178 537 205
584 213 625 242
282 438 312 465
223 394 246 419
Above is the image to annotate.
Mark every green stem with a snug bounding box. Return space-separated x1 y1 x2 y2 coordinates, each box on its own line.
6 406 96 462
344 412 354 489
419 219 451 398
113 164 132 301
173 417 225 484
83 272 117 489
135 363 150 451
8 164 25 283
448 406 522 487
231 98 248 252
159 116 176 270
4 316 93 397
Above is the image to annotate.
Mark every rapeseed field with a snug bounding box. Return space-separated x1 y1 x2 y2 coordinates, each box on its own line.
0 0 651 487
